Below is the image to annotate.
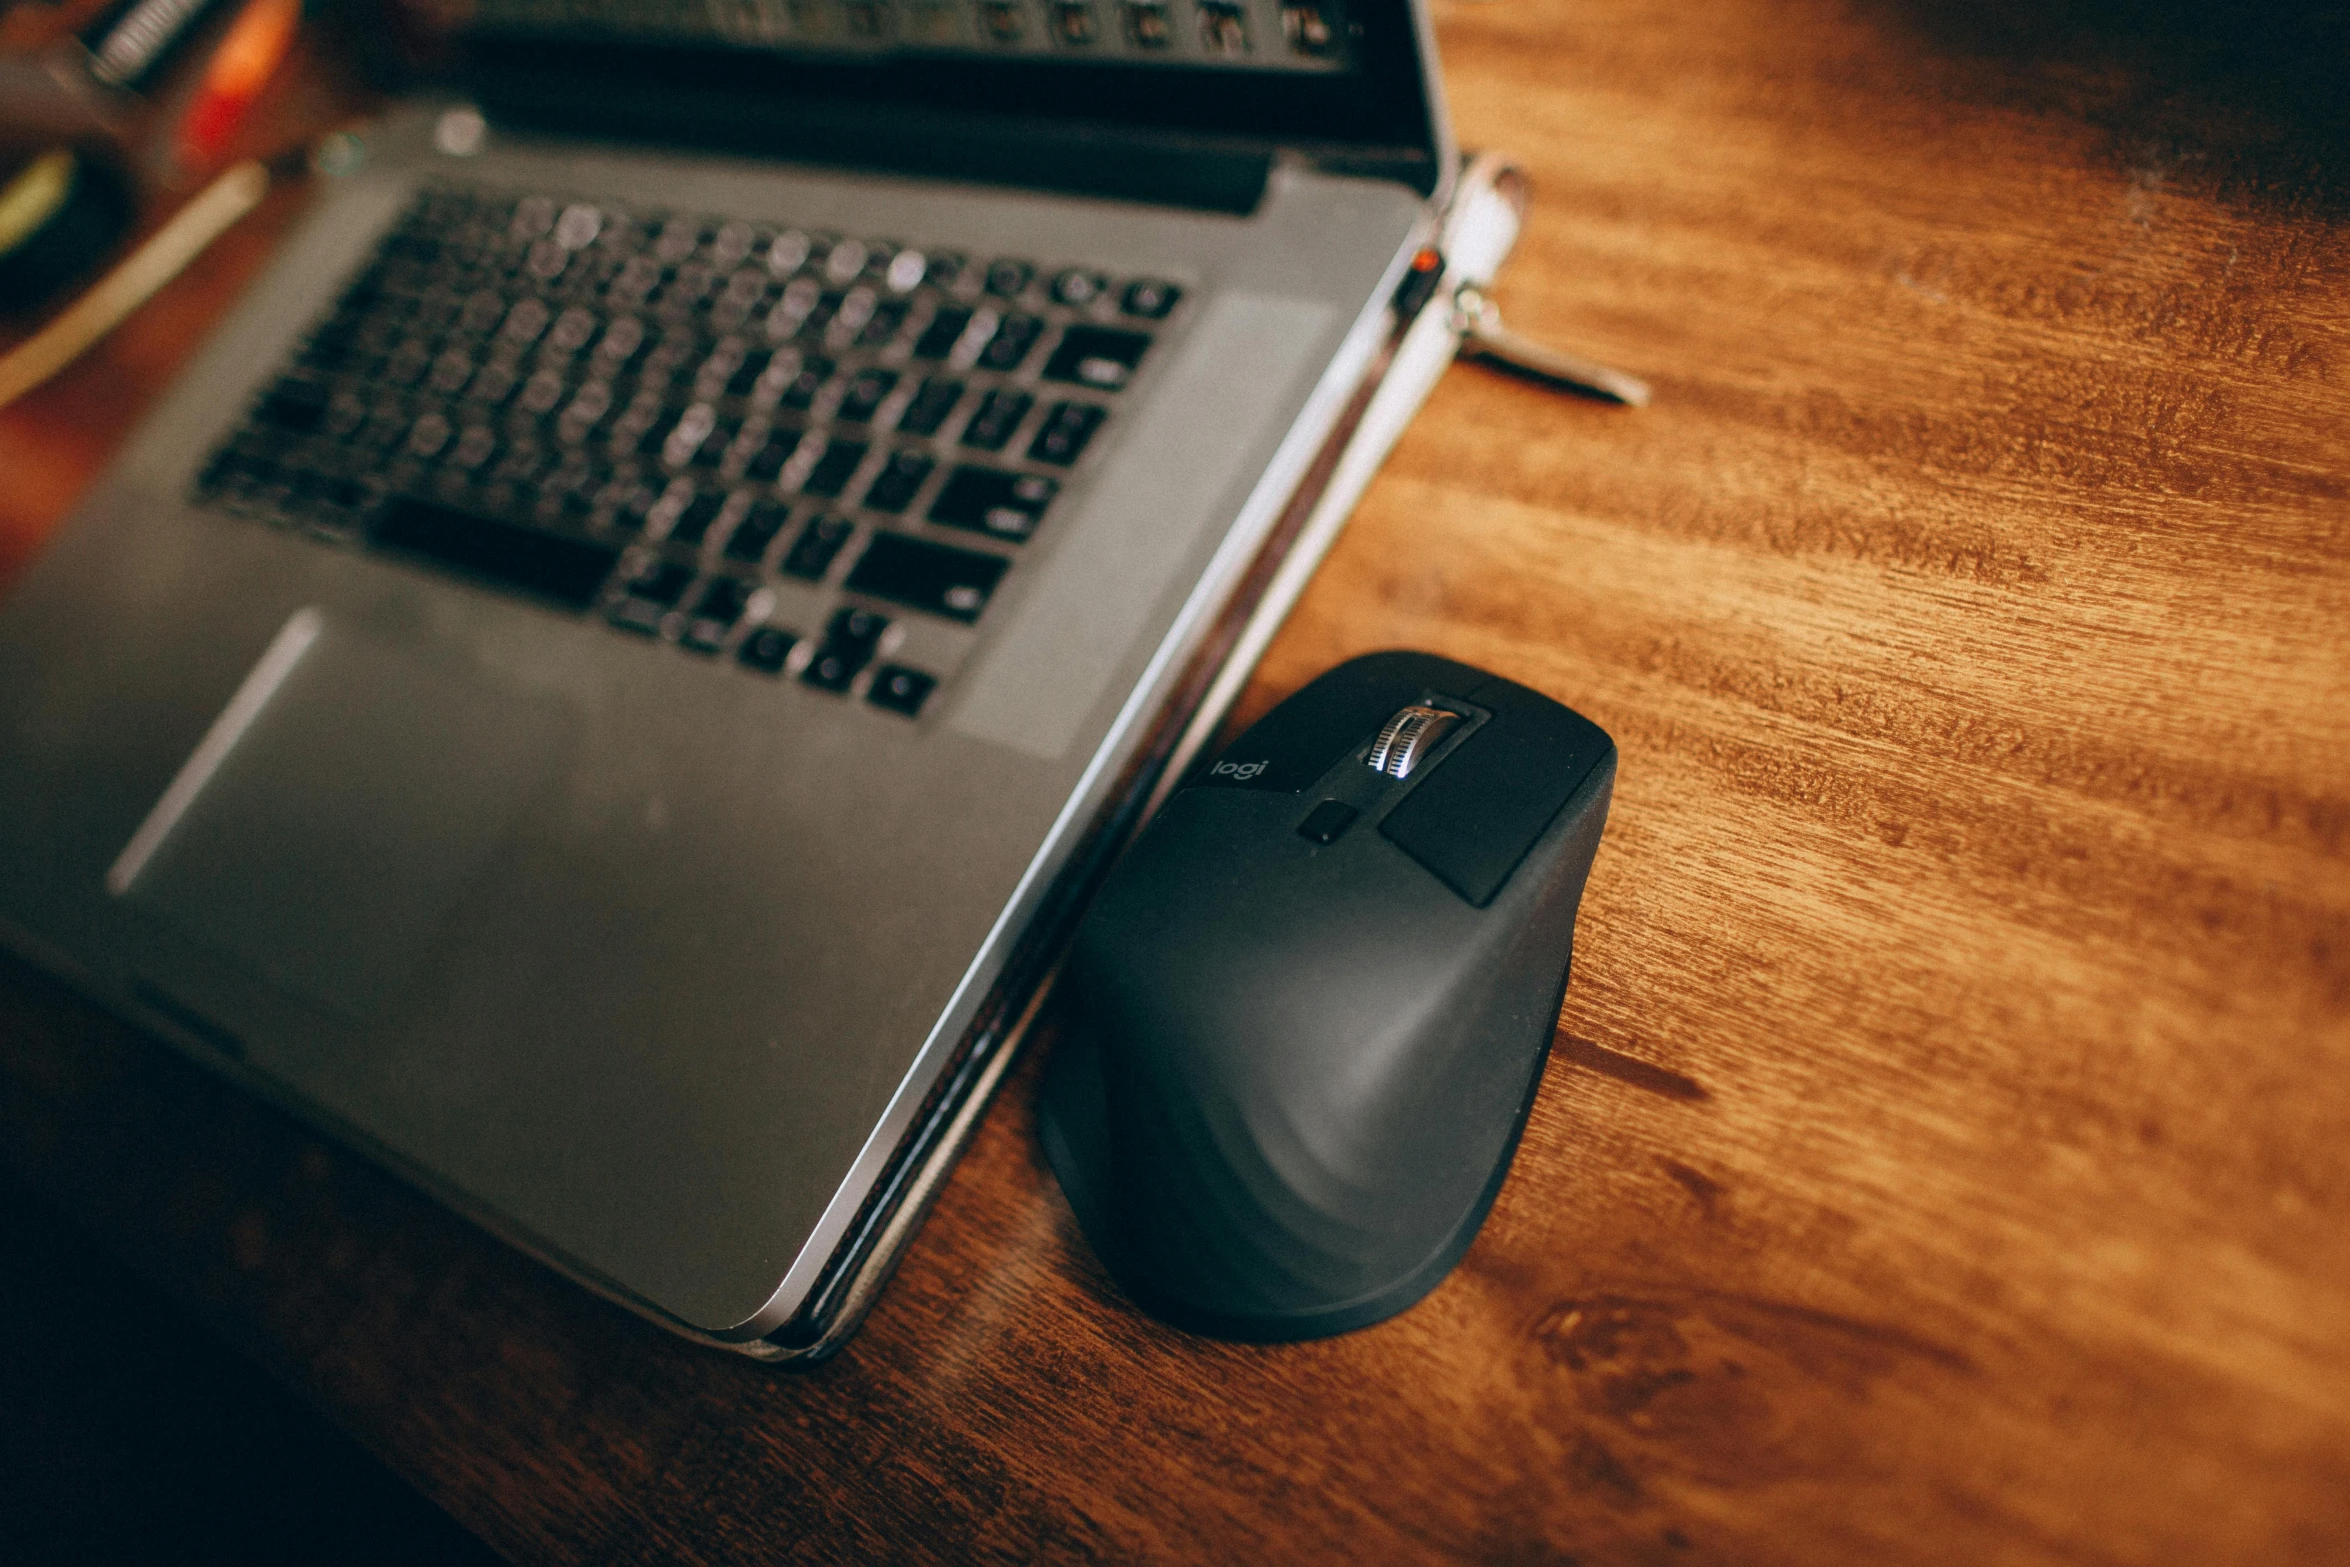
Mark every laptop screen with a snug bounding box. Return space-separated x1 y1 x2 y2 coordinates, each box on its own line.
452 0 1446 200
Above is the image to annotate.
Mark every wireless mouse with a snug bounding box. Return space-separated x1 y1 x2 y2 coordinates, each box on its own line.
1040 650 1616 1341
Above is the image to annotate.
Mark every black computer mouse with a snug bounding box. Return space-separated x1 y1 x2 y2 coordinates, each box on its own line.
1040 650 1616 1341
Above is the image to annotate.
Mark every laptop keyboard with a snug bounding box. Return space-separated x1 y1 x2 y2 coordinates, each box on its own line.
192 185 1182 718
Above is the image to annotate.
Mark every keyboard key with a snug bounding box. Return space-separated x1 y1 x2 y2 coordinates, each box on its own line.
595 579 670 634
710 220 756 268
801 606 888 692
960 388 1032 451
630 417 672 460
464 360 518 407
738 624 798 673
1028 401 1105 466
714 267 770 325
778 354 833 410
256 377 329 434
984 258 1034 297
1044 324 1152 389
369 497 622 610
802 438 868 497
322 388 369 439
689 416 741 471
1051 268 1108 307
928 465 1059 541
511 195 558 239
448 424 500 470
517 367 568 417
837 367 899 423
558 381 614 438
606 477 667 534
896 376 964 437
824 238 868 285
833 285 880 339
781 514 854 579
743 426 802 482
845 531 1009 623
667 487 729 546
1048 0 1097 45
427 349 475 396
1124 1 1172 46
501 297 552 346
828 604 890 650
407 412 453 458
723 349 774 397
1199 0 1247 53
867 664 937 717
595 314 649 370
766 230 813 275
863 451 935 513
493 440 551 484
654 217 702 263
801 645 861 692
609 557 695 633
1121 277 1181 318
622 558 695 603
763 277 819 338
795 289 845 340
912 306 972 361
384 339 433 386
661 402 722 466
856 298 910 347
978 313 1045 372
724 498 792 562
680 576 755 651
911 251 958 291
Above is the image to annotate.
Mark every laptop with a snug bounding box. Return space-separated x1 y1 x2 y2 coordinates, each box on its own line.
0 0 1513 1359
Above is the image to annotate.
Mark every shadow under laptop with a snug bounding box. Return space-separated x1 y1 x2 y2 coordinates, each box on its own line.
0 1175 504 1566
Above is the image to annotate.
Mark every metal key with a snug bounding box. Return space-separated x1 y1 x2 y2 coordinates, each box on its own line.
1452 284 1651 408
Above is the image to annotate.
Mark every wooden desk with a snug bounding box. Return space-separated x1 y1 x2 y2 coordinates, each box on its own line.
5 2 2347 1560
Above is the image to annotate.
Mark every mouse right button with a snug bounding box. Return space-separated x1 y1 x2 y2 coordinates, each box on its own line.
1379 688 1611 907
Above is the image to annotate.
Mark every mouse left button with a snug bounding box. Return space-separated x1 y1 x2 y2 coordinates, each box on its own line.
1187 651 1476 793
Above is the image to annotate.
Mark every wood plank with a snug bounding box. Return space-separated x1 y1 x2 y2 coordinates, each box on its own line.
3 0 2346 1560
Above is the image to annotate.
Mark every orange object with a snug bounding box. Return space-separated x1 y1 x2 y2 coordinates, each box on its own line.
177 0 303 169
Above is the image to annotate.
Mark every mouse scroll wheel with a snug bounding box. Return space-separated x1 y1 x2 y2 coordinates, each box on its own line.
1366 706 1460 780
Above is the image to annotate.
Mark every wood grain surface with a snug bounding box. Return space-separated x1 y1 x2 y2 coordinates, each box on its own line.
4 1 2348 1562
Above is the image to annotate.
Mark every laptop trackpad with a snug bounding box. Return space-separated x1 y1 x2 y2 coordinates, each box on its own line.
109 607 569 1018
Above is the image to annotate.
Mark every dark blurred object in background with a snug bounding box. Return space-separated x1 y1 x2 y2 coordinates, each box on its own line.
310 0 468 88
0 145 131 311
0 1179 503 1566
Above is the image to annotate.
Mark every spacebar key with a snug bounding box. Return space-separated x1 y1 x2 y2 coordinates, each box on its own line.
368 497 621 611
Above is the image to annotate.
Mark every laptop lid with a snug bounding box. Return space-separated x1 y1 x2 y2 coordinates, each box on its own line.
412 0 1453 207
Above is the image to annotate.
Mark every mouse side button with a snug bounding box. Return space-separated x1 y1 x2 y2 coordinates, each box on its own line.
1295 799 1359 843
1380 693 1611 907
1187 651 1485 793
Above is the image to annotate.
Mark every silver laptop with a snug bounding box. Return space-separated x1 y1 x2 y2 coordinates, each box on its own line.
0 0 1504 1359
